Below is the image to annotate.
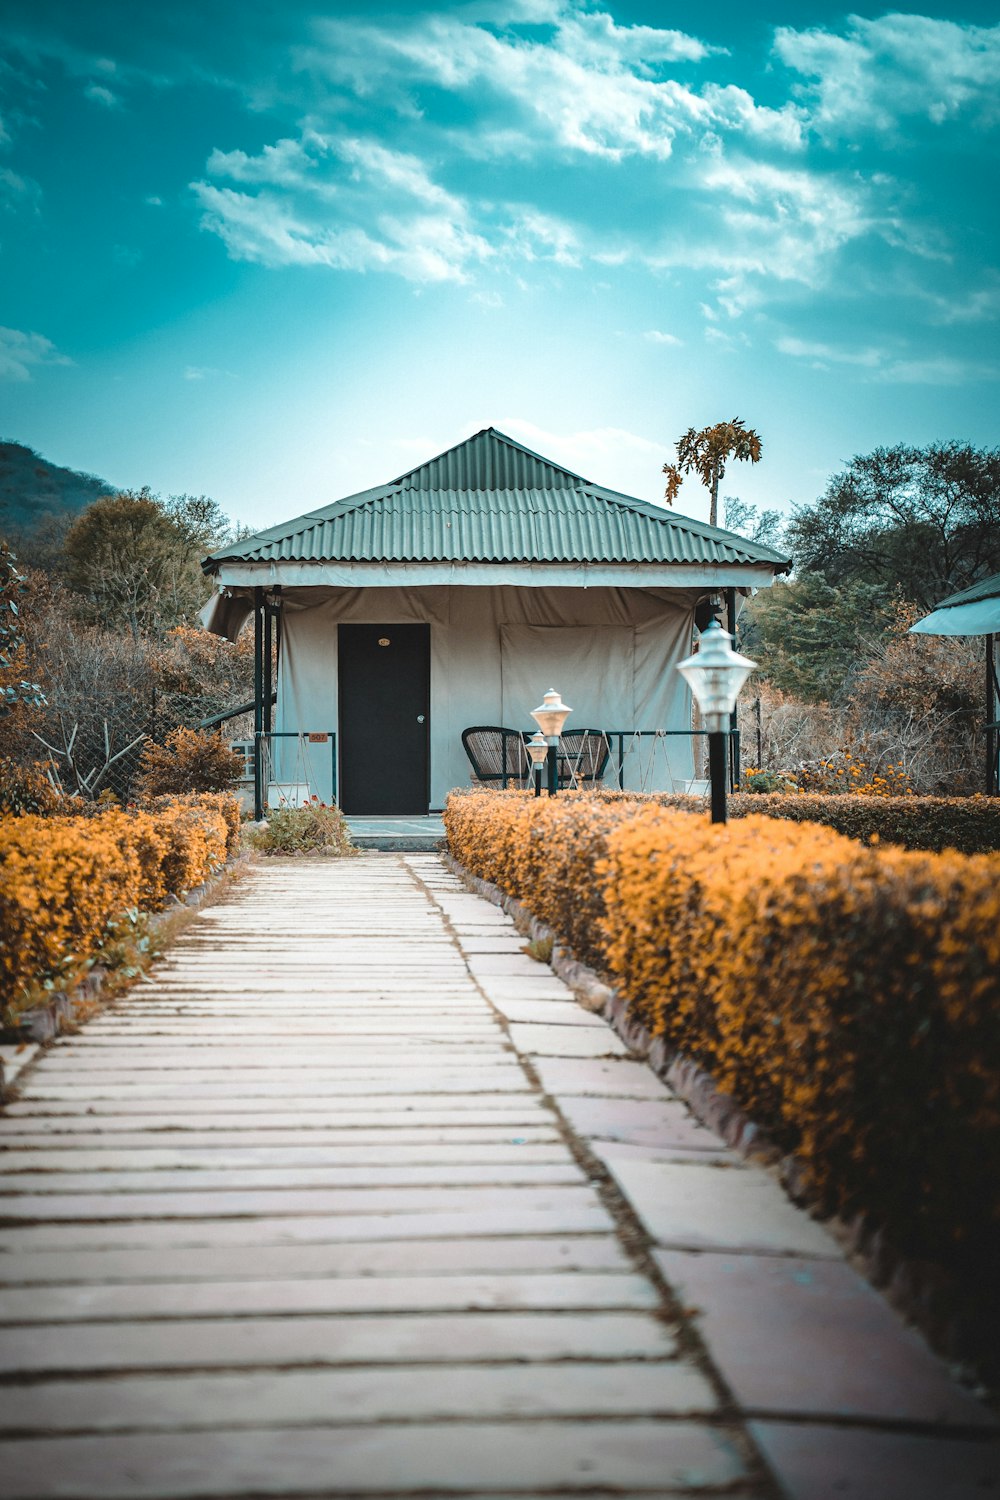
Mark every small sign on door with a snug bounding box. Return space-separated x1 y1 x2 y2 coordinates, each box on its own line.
308 733 329 743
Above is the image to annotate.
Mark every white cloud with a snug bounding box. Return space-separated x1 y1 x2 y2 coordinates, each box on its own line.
775 14 1000 139
184 366 234 381
197 132 493 283
502 209 581 267
193 182 492 284
871 355 1000 386
0 326 73 382
304 8 721 163
0 164 41 211
776 338 999 385
682 156 872 313
84 82 121 108
644 329 682 346
776 336 884 368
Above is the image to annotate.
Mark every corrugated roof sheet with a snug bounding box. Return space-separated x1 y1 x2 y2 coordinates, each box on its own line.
205 428 790 572
932 571 1000 610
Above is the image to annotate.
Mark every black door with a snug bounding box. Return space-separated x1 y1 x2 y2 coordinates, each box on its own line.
338 624 430 814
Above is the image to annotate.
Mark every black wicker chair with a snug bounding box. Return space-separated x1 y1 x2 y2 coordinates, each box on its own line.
558 729 612 786
461 726 532 788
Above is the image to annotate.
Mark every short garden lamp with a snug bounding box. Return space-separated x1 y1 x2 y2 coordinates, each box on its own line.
677 621 756 825
531 688 572 796
526 732 549 798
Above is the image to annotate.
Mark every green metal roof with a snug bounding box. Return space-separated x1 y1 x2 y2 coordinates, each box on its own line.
204 428 790 573
931 571 1000 610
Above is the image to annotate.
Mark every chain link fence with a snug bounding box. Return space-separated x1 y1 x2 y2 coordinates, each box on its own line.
25 691 255 804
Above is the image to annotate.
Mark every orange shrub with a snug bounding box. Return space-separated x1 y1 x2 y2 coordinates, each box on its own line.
0 793 238 1016
0 814 141 1013
135 728 243 797
445 789 1000 1331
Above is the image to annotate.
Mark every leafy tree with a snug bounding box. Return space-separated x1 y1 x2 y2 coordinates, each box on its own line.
786 442 1000 613
723 495 785 550
663 418 763 527
744 570 894 703
63 489 229 638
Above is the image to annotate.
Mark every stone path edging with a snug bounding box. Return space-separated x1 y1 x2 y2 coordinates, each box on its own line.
443 850 980 1383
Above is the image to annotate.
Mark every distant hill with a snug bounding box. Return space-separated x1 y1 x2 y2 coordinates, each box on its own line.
0 440 115 536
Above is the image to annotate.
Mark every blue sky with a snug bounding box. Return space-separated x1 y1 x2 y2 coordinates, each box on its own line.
1 0 997 529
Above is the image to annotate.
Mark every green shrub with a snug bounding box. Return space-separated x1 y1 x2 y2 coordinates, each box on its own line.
246 801 356 857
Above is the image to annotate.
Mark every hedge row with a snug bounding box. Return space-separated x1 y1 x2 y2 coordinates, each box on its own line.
726 791 1000 854
547 786 1000 854
444 789 1000 1341
0 793 240 1017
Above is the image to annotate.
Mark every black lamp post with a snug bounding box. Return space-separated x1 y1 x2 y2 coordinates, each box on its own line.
677 621 756 825
530 688 572 796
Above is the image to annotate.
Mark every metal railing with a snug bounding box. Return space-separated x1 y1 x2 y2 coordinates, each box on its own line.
254 731 337 817
489 726 741 795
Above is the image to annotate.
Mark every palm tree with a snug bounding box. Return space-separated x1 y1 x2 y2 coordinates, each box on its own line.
663 418 763 528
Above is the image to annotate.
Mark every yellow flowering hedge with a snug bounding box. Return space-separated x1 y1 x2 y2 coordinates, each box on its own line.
0 793 240 1016
444 789 1000 1287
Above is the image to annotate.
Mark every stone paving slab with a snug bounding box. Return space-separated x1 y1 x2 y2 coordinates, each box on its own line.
0 1311 680 1376
0 1125 562 1148
0 1202 619 1251
748 1421 1000 1500
534 1056 676 1099
0 1235 633 1286
607 1159 842 1258
0 1181 600 1221
0 1161 588 1192
654 1250 993 1429
507 1022 631 1057
0 1420 750 1498
557 1095 734 1154
2 1270 660 1323
0 1141 572 1170
3 1100 551 1124
0 1360 720 1433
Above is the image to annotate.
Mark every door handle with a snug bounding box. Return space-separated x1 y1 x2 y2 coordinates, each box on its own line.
416 714 426 723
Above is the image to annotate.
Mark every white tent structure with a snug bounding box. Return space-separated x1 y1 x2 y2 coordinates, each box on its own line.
201 429 789 815
911 572 1000 795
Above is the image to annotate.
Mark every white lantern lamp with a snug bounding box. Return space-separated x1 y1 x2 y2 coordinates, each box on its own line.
525 731 549 798
677 621 756 822
530 688 572 796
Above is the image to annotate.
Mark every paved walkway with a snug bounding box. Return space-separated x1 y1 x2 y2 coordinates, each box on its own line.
0 854 996 1499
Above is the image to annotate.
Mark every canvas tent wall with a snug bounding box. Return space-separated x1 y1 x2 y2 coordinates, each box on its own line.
270 583 702 805
201 428 790 812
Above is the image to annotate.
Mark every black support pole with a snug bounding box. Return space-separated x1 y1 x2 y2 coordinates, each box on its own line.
988 633 998 796
253 586 264 820
726 587 740 791
547 742 558 797
534 766 542 798
709 731 727 824
263 599 273 739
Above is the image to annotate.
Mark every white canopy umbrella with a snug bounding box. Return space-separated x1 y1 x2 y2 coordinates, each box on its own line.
910 573 1000 794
